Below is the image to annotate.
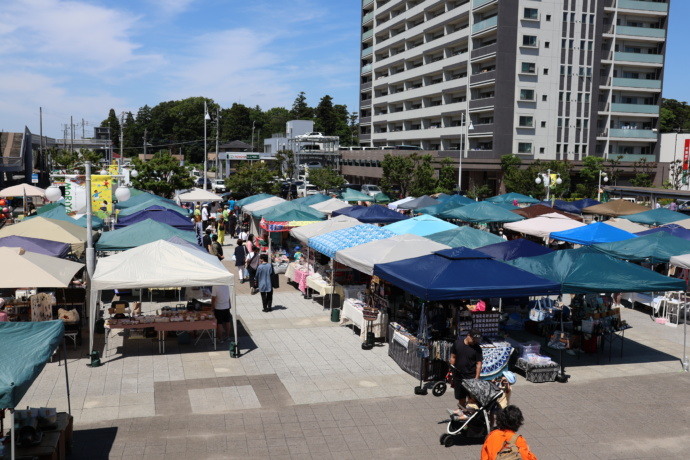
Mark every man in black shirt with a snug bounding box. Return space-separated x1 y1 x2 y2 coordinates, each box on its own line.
449 328 483 418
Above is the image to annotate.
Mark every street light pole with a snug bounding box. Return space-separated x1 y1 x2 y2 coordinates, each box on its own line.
597 170 608 202
203 101 211 190
535 169 562 201
458 113 474 193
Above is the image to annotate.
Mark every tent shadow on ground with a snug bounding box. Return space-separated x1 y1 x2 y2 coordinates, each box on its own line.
72 427 118 458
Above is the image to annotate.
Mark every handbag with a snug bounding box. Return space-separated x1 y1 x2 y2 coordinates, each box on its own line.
270 265 279 289
529 299 546 322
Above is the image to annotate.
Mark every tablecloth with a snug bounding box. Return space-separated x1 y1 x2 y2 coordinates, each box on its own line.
306 276 344 304
341 298 388 342
291 267 312 294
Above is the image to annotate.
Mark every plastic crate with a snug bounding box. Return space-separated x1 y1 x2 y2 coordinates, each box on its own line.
521 342 540 358
515 358 559 383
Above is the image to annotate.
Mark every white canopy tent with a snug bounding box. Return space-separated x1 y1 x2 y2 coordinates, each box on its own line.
177 188 223 203
603 217 649 234
666 253 690 371
504 212 585 240
0 247 84 288
309 198 350 215
388 196 415 210
242 196 285 214
334 233 450 275
89 239 236 355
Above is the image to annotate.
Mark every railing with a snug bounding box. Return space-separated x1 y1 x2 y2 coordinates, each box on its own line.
472 16 498 34
619 0 669 13
469 97 495 109
611 77 662 89
614 51 664 64
471 43 497 59
362 29 373 41
469 70 496 84
469 123 494 134
472 0 495 8
613 25 666 38
362 0 374 7
361 64 372 74
610 103 660 114
608 128 658 139
362 11 374 24
362 46 373 57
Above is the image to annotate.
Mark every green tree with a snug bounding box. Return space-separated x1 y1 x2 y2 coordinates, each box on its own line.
101 109 121 150
290 92 313 120
308 167 345 192
220 103 252 144
226 162 278 197
131 153 195 198
435 157 456 194
409 154 437 196
630 158 656 187
80 149 103 166
264 107 290 138
314 95 337 135
466 184 491 200
576 156 605 198
500 154 531 195
660 98 690 133
380 153 414 197
122 111 138 152
664 159 684 190
49 148 78 171
274 149 296 180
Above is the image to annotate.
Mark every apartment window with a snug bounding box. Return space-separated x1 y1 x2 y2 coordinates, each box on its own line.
542 95 547 102
556 144 561 153
583 120 589 129
585 94 590 103
575 145 580 154
522 35 537 47
541 121 546 128
566 92 571 101
519 116 534 127
577 93 583 102
540 147 545 154
518 142 533 153
561 39 566 49
558 118 562 128
545 42 550 49
582 145 588 154
524 8 538 20
521 62 536 74
559 92 563 101
560 66 565 75
582 14 587 23
546 14 551 21
520 89 535 101
576 119 582 128
565 118 570 126
567 65 572 75
543 68 549 75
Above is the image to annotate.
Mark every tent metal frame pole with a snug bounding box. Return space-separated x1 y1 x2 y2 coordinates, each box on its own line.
10 409 15 460
62 339 72 415
683 291 688 372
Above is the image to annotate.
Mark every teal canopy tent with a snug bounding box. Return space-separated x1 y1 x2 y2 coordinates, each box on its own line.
235 193 275 208
26 206 105 230
425 226 505 248
624 208 687 226
384 214 457 237
338 188 374 202
117 200 187 217
291 194 331 206
439 201 525 223
485 192 540 204
373 192 391 204
115 192 176 209
96 219 197 251
256 200 326 220
590 232 690 264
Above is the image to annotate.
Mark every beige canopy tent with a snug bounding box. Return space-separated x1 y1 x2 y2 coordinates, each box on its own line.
582 200 649 217
176 188 223 203
603 217 649 233
309 198 350 215
0 217 93 257
0 183 46 198
0 247 84 288
504 212 585 239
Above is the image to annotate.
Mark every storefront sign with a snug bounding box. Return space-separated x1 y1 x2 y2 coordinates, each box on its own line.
218 153 261 160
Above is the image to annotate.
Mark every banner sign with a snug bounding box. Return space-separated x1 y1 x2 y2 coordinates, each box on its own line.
684 140 689 184
90 175 113 214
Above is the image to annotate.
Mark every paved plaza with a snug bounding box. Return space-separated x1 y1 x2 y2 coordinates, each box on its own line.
18 273 690 459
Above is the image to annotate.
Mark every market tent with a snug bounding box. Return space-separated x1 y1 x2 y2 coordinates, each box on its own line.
425 226 505 248
602 217 649 234
0 235 70 258
37 200 65 215
95 219 196 251
260 206 326 232
291 193 331 206
90 239 236 354
117 201 187 218
0 216 92 257
242 196 285 214
485 192 540 204
397 195 438 210
373 247 561 301
511 204 584 222
669 253 690 269
166 235 206 253
332 205 409 224
476 238 554 261
308 224 396 258
25 206 105 230
492 202 519 211
671 218 690 230
177 188 222 203
624 207 687 226
236 193 275 208
507 248 686 294
0 183 46 198
373 192 391 204
339 188 374 202
636 224 690 241
0 321 65 408
257 200 324 220
582 200 649 217
335 234 450 275
115 192 176 209
550 222 637 245
309 198 350 215
590 232 690 264
289 215 360 242
504 213 585 239
0 247 84 287
388 196 415 210
439 201 525 223
384 214 457 237
416 198 469 218
553 198 600 214
114 208 194 230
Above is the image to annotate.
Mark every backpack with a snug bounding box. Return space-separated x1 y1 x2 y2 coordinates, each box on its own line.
495 433 522 460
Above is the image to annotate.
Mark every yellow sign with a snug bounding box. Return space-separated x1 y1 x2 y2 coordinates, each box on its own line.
108 164 119 176
90 175 113 214
550 173 558 189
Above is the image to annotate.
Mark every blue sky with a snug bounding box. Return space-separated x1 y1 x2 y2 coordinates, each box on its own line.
0 0 687 139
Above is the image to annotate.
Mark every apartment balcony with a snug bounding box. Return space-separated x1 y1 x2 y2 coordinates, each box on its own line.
361 64 372 75
362 11 374 25
469 123 494 134
471 43 497 60
617 0 669 13
614 153 657 162
362 46 373 58
469 97 495 110
360 116 372 125
602 103 660 115
611 77 662 90
361 81 372 91
613 51 664 65
362 29 373 41
472 16 498 35
362 0 373 7
607 25 666 40
473 0 497 9
469 70 496 86
599 128 658 140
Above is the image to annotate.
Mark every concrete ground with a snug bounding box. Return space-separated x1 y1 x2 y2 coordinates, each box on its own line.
18 275 690 459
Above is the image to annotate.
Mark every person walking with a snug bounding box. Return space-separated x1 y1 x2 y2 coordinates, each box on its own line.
481 405 538 460
211 284 232 344
255 254 274 312
217 216 226 246
210 234 224 260
233 239 247 284
246 245 261 294
201 203 209 230
228 211 237 239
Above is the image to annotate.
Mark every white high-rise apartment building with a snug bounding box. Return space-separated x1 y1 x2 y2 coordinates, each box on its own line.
359 0 669 168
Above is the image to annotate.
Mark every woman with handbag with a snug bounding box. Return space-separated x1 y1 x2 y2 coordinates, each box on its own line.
246 245 261 294
255 254 274 312
233 239 246 284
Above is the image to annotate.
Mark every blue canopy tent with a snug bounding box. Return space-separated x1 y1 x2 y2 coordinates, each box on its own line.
590 232 690 264
553 198 600 214
625 208 687 226
485 192 540 205
308 224 396 258
425 226 505 249
117 202 188 218
25 206 105 230
507 248 686 293
637 224 690 241
332 205 410 224
114 208 194 230
383 214 457 237
476 238 554 261
0 235 70 258
550 222 637 245
372 247 561 301
439 201 525 223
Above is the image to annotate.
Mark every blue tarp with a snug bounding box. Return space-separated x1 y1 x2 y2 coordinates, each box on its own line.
590 232 690 264
553 198 600 214
115 207 194 230
25 206 105 230
508 248 686 294
373 247 561 301
485 192 540 204
550 222 637 245
476 238 554 261
636 224 690 241
0 321 64 408
384 214 457 236
332 205 409 224
308 224 396 258
0 235 71 258
439 201 524 223
624 208 687 226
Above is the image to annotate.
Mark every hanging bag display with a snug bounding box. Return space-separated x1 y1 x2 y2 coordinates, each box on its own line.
529 298 546 322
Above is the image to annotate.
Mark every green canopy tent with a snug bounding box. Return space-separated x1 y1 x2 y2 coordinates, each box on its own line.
624 208 687 227
439 201 525 223
373 192 391 204
291 194 331 206
236 193 275 208
416 196 471 218
255 200 326 220
425 226 505 248
507 248 686 293
338 188 374 202
590 232 690 264
25 206 105 230
485 192 540 205
36 200 65 215
95 219 197 251
117 199 187 217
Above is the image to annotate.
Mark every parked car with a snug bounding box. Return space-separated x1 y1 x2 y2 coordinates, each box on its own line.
296 132 325 140
297 183 319 197
361 184 382 197
195 177 212 188
212 179 227 193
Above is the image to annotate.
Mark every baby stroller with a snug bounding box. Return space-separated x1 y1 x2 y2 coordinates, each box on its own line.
439 379 504 447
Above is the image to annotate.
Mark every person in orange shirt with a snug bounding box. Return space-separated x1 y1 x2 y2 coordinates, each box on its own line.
481 405 538 460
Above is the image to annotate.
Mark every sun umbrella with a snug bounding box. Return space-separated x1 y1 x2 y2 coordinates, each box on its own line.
0 247 84 287
0 183 46 198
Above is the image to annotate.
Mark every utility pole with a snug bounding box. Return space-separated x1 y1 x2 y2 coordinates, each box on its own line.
39 107 45 173
82 118 85 139
119 111 125 160
70 116 74 153
215 107 220 175
143 129 148 159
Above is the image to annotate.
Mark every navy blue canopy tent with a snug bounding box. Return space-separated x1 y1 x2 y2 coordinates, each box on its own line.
553 198 600 214
476 238 554 261
372 247 561 301
332 205 409 224
550 222 637 245
0 235 70 258
115 207 194 230
637 224 690 241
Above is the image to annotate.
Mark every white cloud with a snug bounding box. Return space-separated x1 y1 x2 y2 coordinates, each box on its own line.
145 0 197 16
